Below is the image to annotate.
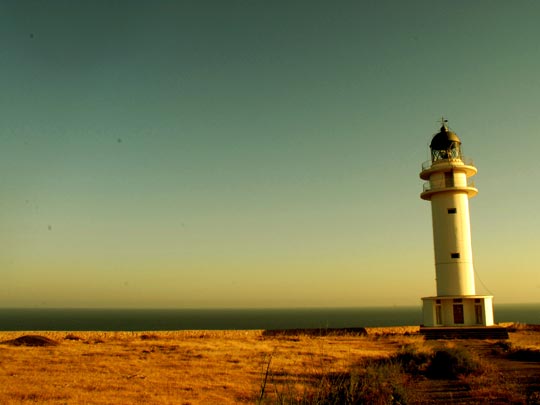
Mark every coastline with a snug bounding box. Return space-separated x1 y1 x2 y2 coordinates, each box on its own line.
1 304 538 331
0 323 518 337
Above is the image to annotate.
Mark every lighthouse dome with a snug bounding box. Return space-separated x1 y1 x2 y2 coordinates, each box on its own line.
429 122 463 162
430 125 461 150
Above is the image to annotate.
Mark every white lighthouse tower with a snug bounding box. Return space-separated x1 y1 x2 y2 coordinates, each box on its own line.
419 120 506 338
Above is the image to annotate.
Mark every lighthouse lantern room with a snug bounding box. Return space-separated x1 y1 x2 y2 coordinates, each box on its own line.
420 120 495 331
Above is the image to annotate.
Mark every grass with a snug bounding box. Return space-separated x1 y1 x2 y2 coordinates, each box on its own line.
257 325 540 404
256 344 483 404
0 330 395 404
0 325 538 404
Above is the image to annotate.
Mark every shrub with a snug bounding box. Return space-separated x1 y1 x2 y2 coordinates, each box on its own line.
315 361 410 405
393 345 430 375
64 333 82 341
528 390 540 405
492 340 512 353
426 347 481 380
507 348 540 362
492 340 540 362
357 362 410 405
140 333 159 340
259 359 412 404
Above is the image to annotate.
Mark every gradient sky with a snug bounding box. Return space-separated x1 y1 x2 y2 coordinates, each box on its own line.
1 1 539 308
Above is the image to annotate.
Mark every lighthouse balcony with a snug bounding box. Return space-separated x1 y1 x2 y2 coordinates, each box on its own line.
422 177 476 192
420 157 477 180
421 156 474 171
421 178 478 200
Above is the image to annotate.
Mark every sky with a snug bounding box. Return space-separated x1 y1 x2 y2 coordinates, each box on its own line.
1 0 539 308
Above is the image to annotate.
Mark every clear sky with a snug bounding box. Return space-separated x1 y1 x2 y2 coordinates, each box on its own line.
1 1 539 308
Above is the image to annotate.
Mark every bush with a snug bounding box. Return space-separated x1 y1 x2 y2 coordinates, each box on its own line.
357 362 410 405
320 361 410 405
528 391 540 405
507 348 540 362
492 340 512 354
426 347 481 379
393 345 430 375
64 333 82 341
492 340 540 362
259 359 412 405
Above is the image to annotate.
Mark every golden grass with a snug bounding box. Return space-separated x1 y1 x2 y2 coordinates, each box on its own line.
0 325 536 404
0 330 402 404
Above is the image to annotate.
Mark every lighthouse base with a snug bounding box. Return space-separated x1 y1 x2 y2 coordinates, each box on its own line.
420 326 508 340
421 295 494 327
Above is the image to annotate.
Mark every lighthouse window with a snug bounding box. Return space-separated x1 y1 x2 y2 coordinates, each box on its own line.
453 304 464 324
451 253 460 259
435 304 442 325
475 304 483 324
444 172 454 187
447 208 457 214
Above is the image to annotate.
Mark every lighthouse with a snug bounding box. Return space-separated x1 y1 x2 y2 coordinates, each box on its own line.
419 121 506 338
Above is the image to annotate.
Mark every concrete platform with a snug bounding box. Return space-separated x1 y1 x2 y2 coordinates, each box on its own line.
420 326 509 340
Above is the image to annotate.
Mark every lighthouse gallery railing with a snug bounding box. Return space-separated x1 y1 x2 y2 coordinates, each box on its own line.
423 178 476 192
421 156 475 171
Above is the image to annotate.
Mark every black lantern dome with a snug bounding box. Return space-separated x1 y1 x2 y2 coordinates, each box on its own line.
430 122 462 163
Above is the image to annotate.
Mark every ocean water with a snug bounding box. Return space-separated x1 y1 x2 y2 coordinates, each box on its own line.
0 304 538 331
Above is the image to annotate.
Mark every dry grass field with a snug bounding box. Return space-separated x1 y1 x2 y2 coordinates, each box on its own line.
0 324 538 404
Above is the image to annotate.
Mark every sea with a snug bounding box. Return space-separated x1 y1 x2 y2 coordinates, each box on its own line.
0 304 538 331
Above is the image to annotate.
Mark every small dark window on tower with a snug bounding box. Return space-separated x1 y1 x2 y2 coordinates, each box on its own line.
448 208 457 214
451 253 460 259
445 171 454 187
